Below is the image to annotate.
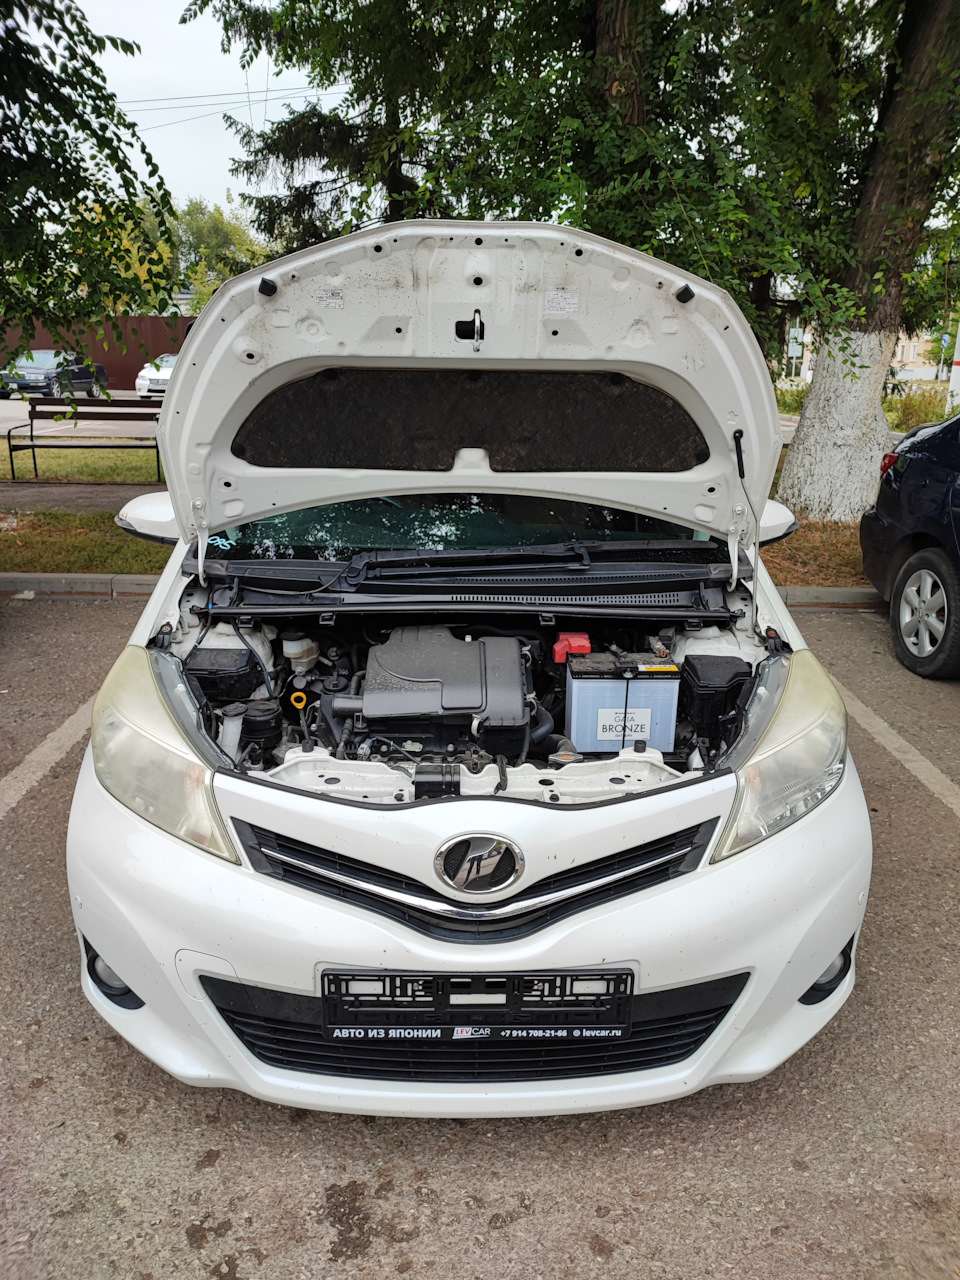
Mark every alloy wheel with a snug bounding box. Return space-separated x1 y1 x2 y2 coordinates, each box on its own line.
898 568 947 658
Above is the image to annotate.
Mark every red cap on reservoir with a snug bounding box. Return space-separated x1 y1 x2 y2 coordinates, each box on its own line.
553 632 592 663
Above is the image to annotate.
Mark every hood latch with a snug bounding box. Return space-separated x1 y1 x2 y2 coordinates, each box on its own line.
455 310 485 351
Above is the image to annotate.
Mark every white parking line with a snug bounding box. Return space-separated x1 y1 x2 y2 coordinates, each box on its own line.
833 678 960 821
0 696 95 822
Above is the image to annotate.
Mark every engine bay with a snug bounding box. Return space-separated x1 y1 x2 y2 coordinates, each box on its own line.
158 585 772 805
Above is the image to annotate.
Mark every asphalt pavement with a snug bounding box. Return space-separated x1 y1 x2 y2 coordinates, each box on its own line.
1 601 958 1280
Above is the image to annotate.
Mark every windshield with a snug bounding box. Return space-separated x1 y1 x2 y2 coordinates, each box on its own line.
208 493 701 560
154 355 177 369
15 351 57 369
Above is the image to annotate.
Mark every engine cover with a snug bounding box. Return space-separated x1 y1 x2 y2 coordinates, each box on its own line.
362 626 528 755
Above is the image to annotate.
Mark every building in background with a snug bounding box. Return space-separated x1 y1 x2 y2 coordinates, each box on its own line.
784 328 945 384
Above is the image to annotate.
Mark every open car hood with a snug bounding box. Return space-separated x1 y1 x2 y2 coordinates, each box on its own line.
159 222 779 557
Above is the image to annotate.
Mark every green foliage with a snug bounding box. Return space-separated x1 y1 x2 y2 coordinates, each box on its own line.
885 384 949 432
187 1 960 368
775 386 808 415
136 194 273 309
0 1 178 359
178 1 872 359
173 195 271 278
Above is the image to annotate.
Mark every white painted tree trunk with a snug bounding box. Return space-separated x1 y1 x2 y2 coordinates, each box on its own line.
776 328 897 523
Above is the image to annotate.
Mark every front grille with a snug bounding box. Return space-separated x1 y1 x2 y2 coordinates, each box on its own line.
234 819 717 943
202 972 748 1082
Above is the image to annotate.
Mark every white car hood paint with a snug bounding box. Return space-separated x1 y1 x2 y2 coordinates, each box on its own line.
158 221 779 551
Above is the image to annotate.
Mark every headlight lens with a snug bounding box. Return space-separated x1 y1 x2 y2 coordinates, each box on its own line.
91 645 238 861
712 649 847 861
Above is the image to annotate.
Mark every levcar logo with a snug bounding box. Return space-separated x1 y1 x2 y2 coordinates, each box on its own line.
434 834 525 894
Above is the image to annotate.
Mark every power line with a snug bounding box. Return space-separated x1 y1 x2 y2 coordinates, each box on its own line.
139 93 317 132
118 84 345 106
126 86 324 113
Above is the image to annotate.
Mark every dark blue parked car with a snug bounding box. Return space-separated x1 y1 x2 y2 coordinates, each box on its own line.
0 349 107 399
860 415 960 677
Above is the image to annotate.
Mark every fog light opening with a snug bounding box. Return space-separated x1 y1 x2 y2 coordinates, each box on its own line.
93 955 128 993
83 939 145 1010
815 954 845 986
799 937 854 1006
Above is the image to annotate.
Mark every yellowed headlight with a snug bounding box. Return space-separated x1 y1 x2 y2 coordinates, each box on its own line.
91 645 238 862
713 649 847 861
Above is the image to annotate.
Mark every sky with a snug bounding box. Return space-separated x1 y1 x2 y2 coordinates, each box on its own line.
83 0 338 210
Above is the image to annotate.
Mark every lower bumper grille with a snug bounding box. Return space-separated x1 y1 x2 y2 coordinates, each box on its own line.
202 973 748 1082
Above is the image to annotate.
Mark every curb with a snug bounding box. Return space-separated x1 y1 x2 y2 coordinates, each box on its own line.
776 585 885 609
0 572 161 600
0 572 885 609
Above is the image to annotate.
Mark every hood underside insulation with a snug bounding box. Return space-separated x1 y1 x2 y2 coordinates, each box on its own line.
230 368 710 473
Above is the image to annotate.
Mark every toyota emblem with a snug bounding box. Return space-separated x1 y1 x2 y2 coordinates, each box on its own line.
434 834 525 894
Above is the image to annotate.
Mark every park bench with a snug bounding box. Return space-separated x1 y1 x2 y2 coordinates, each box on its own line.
6 396 164 482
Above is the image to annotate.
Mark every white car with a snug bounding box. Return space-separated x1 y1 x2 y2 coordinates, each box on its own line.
68 222 872 1118
134 353 177 398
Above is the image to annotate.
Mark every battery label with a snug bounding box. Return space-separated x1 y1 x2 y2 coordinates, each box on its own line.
596 708 652 740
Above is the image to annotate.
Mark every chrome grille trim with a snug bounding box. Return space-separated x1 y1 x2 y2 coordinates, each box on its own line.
234 819 718 943
261 840 692 921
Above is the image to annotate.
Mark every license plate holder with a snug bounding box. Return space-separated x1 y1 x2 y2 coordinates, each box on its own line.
320 969 634 1042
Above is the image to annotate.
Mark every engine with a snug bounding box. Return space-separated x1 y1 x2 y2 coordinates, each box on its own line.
172 603 768 804
331 626 530 761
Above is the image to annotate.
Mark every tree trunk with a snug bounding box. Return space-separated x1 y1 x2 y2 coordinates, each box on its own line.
778 330 897 521
596 0 655 125
778 0 960 521
382 109 418 223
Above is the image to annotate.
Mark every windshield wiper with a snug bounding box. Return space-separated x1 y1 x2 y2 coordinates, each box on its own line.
193 540 732 594
336 539 710 587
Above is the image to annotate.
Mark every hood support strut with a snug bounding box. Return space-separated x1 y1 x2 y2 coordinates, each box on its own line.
731 427 761 635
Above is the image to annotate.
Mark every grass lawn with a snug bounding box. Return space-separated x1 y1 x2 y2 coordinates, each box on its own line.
0 510 171 574
0 443 163 485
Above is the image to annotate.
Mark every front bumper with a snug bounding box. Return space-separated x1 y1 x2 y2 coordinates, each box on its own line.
136 377 168 396
67 748 871 1117
859 505 899 600
10 377 50 393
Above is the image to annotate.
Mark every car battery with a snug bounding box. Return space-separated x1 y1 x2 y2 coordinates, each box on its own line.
565 652 680 753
